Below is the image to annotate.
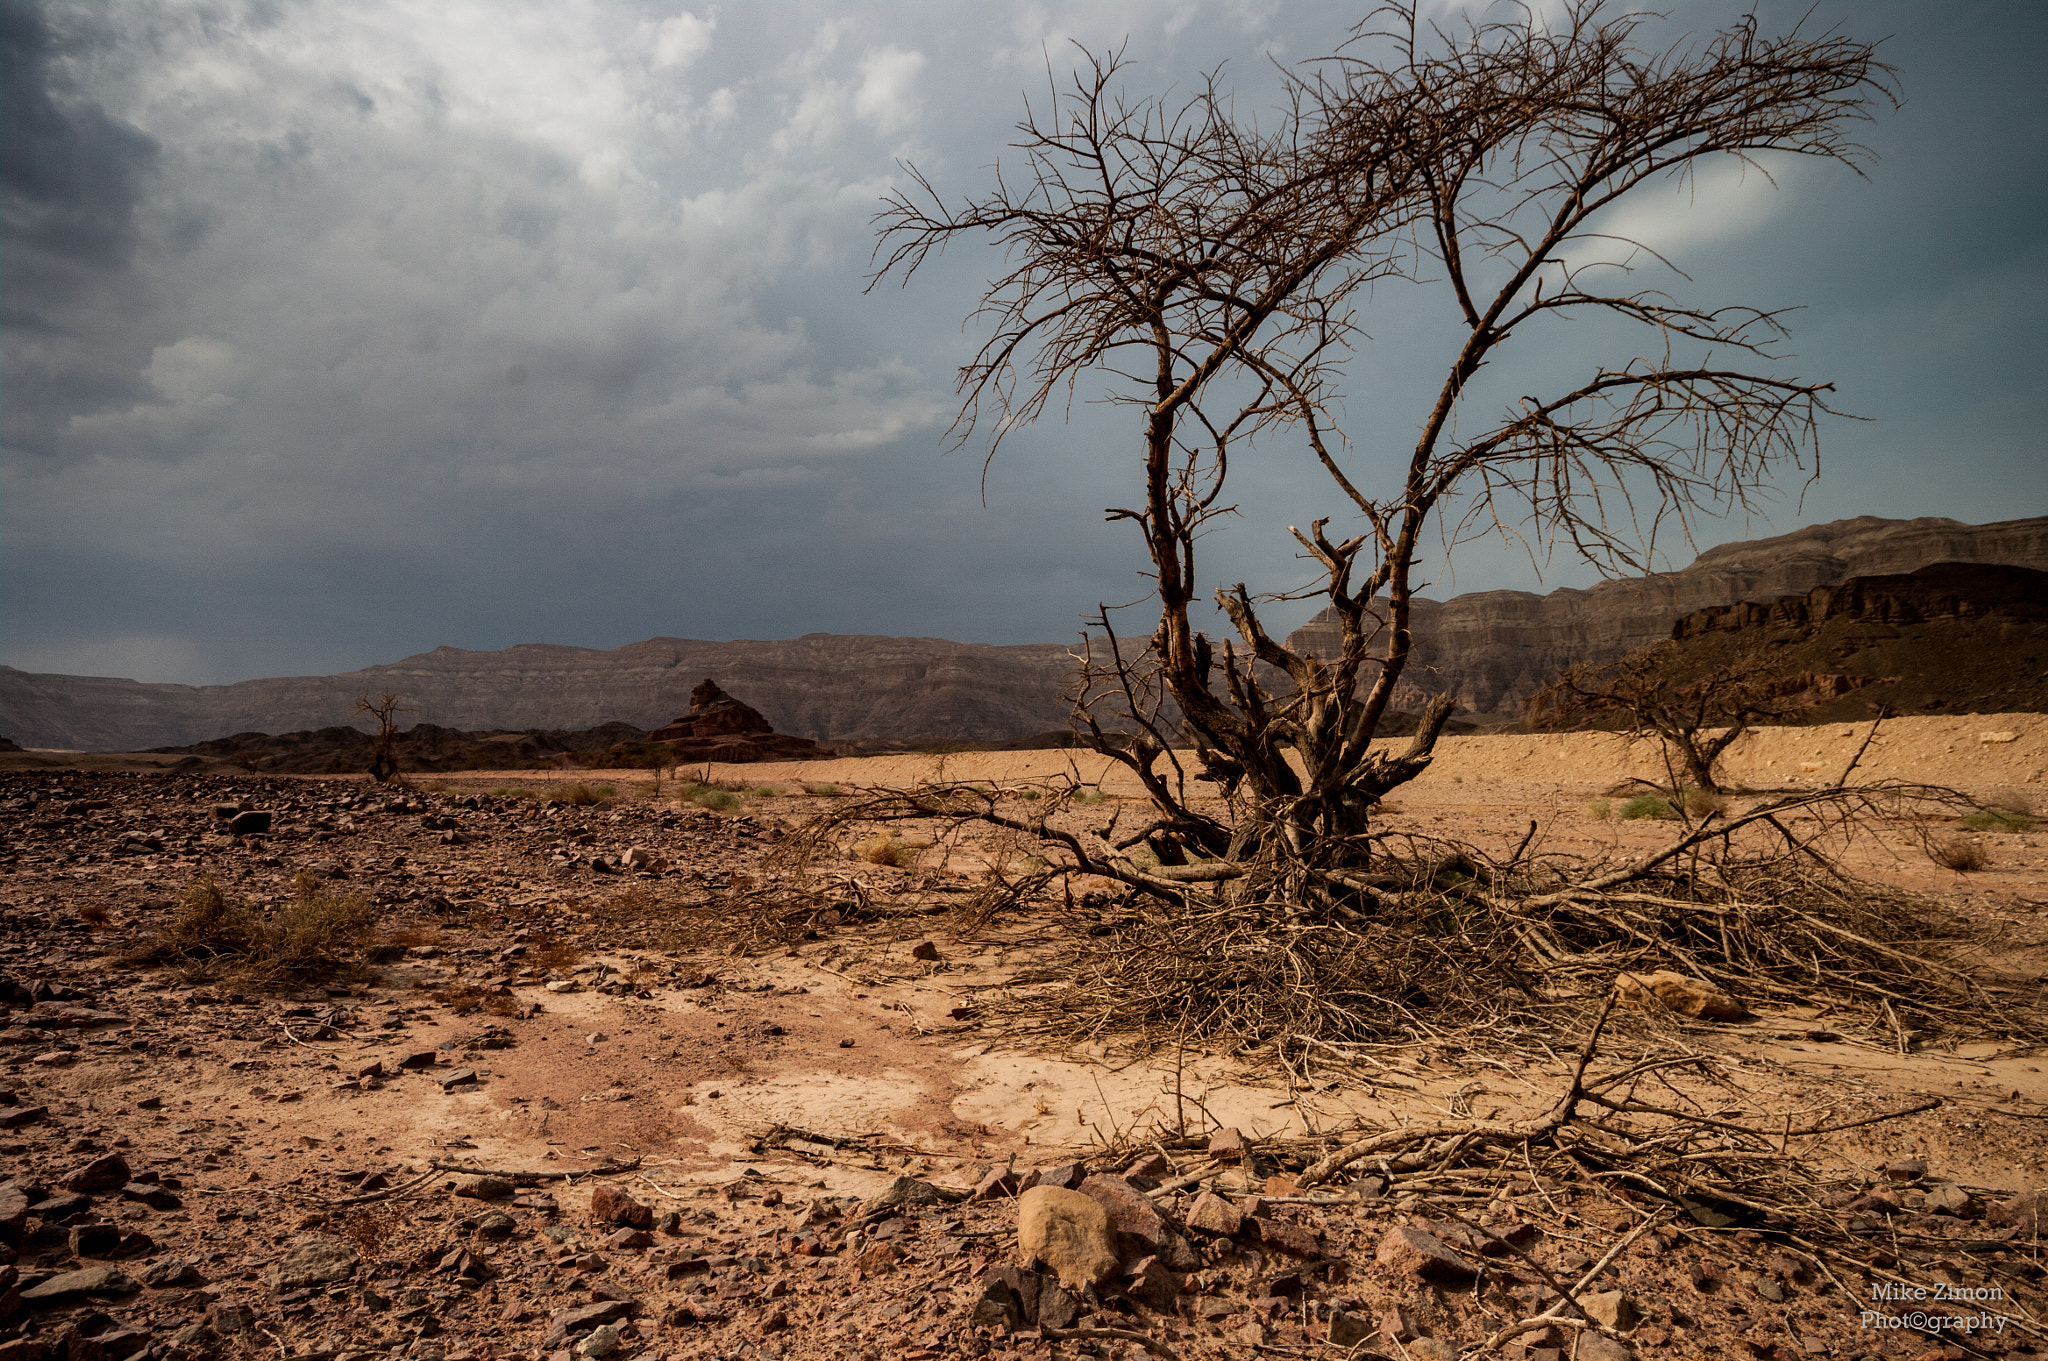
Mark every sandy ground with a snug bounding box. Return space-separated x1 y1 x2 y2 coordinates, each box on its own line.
4 716 2047 1359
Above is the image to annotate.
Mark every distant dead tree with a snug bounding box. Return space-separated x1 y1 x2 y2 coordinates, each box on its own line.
352 693 413 784
873 3 1889 909
1528 640 1791 795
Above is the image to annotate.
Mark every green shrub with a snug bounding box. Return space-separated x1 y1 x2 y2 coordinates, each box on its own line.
1620 794 1678 820
803 783 842 797
746 785 783 798
1962 806 2035 833
1075 789 1110 805
555 782 616 808
689 786 741 813
1588 798 1613 820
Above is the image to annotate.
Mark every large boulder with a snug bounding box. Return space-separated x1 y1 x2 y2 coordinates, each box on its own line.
1017 1186 1120 1292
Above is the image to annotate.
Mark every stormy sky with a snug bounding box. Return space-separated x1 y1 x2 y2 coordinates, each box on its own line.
4 0 2044 687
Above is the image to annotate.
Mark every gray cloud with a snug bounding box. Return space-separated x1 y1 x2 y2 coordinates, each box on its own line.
2 0 2044 688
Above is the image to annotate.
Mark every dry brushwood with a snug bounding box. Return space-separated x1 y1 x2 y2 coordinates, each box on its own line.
1075 1003 2043 1345
1528 638 1807 794
753 778 2031 1059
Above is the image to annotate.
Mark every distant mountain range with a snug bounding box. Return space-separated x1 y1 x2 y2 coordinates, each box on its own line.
3 514 2044 751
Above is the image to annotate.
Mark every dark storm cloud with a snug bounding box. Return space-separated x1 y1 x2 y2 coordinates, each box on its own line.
0 0 2042 687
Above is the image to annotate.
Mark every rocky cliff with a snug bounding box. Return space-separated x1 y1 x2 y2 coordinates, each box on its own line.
5 515 2044 750
0 635 1078 752
1281 515 2048 723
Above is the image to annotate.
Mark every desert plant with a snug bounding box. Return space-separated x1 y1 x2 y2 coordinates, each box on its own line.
1588 798 1614 821
689 786 741 813
1530 641 1795 795
132 871 377 985
1962 806 2035 833
555 782 616 808
1928 837 1987 872
353 692 414 784
1621 794 1680 820
873 1 1886 898
855 834 921 868
746 785 783 798
803 783 842 797
1075 789 1110 806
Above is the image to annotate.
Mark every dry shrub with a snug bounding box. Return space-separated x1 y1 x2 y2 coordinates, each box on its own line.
803 783 842 797
436 983 516 1017
341 1206 399 1259
555 782 616 808
855 834 921 868
1929 836 1987 872
130 872 378 987
528 934 584 971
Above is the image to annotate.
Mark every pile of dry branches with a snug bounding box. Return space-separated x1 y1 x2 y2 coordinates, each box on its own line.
718 778 2037 1063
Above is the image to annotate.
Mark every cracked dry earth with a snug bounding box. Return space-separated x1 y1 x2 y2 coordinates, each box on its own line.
3 759 2048 1361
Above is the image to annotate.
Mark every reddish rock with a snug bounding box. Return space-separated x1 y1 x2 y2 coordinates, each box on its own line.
1208 1127 1246 1156
588 1185 654 1230
1184 1191 1243 1237
1123 1255 1180 1309
1077 1175 1169 1251
1248 1217 1323 1258
1376 1225 1476 1285
973 1167 1020 1200
62 1154 131 1194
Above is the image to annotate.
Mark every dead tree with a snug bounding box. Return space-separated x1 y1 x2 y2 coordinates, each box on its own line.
352 693 413 785
872 3 1889 911
1528 640 1791 794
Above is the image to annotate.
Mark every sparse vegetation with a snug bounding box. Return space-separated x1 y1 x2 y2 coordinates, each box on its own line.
1929 836 1988 872
687 785 741 813
352 692 413 784
132 871 379 986
1963 805 2036 833
554 782 616 808
746 785 782 798
1620 794 1679 820
802 783 841 797
854 834 921 868
1588 797 1613 821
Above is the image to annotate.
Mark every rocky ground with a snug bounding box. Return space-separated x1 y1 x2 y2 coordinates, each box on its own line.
3 751 2048 1361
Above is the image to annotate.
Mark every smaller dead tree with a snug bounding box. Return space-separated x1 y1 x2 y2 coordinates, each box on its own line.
352 692 413 785
1529 640 1790 794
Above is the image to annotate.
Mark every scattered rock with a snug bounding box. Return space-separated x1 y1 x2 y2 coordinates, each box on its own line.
588 1185 654 1230
1581 1290 1638 1330
1575 1335 1633 1361
137 1257 201 1288
1882 1157 1927 1183
228 810 273 836
1208 1127 1246 1156
61 1154 131 1194
1924 1183 1980 1218
1123 1254 1179 1309
1016 1186 1120 1292
1328 1309 1374 1348
19 1266 140 1303
453 1175 513 1201
261 1236 359 1289
909 940 941 961
1184 1191 1243 1237
872 1175 946 1211
1375 1224 1476 1285
1988 1191 2048 1232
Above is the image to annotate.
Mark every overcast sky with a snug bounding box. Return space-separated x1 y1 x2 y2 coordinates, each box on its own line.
4 0 2044 687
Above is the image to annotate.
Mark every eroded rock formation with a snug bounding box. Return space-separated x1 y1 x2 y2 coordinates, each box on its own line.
647 680 833 764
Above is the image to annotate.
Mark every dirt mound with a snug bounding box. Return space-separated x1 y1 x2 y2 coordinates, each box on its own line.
1660 561 2048 722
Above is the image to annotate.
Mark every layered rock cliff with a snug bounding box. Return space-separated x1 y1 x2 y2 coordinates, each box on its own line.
1281 515 2048 723
4 514 2043 751
0 635 1078 752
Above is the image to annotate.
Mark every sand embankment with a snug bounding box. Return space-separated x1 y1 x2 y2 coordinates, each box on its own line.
695 711 2045 797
